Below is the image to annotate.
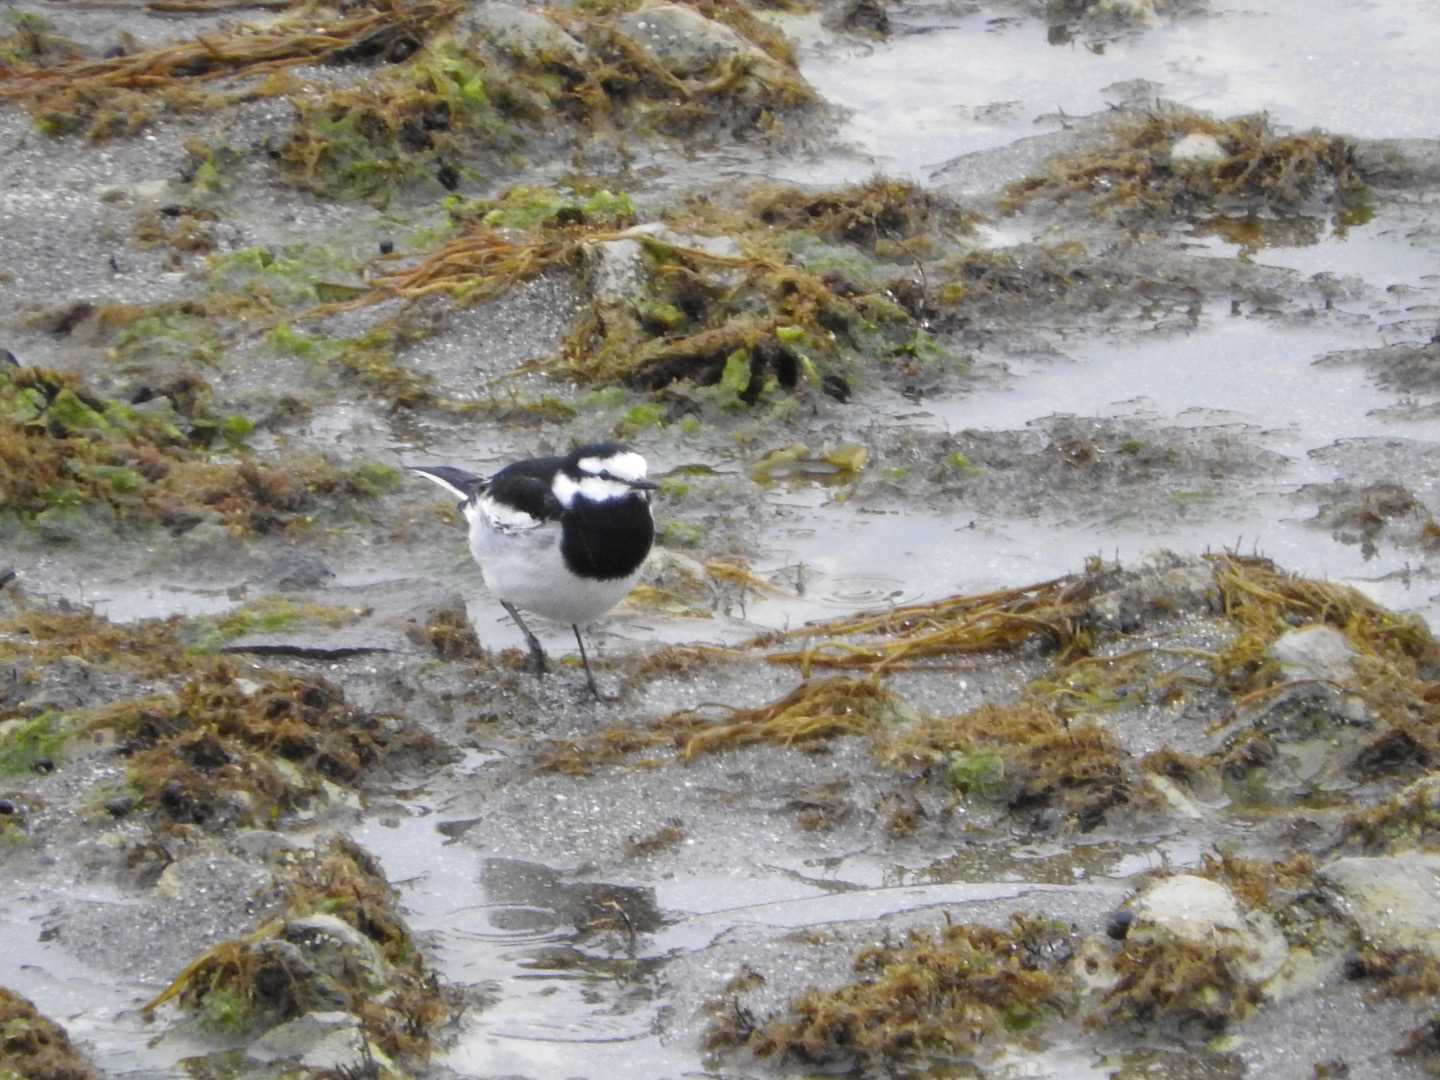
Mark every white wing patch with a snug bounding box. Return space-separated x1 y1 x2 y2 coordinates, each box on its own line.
474 493 546 534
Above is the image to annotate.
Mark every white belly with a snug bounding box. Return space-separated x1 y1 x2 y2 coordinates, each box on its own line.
467 515 642 626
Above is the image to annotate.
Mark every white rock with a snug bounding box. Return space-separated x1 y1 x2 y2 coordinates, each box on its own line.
616 2 772 76
585 224 744 307
1270 624 1357 683
1319 853 1440 957
1171 132 1227 167
1130 874 1289 982
1144 772 1205 820
462 2 590 68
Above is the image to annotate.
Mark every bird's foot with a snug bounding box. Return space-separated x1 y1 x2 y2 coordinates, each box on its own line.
524 642 549 678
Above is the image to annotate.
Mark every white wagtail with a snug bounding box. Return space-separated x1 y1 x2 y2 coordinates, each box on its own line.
410 442 657 698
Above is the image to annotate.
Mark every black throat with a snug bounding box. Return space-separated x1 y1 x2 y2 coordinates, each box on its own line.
559 493 654 581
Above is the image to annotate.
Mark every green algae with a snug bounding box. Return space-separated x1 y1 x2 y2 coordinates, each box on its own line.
0 363 409 540
0 0 463 141
447 184 637 232
881 702 1144 831
0 987 100 1080
0 597 447 827
308 176 965 406
210 243 368 312
278 37 504 202
144 836 452 1062
0 713 66 775
1087 936 1263 1037
1002 109 1368 221
183 597 369 653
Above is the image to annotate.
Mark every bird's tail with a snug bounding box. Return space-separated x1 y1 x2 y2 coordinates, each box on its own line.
409 464 486 503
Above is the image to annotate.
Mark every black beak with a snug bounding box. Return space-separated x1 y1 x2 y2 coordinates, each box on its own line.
628 478 659 491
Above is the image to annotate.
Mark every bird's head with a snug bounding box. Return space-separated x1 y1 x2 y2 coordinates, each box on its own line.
552 443 657 507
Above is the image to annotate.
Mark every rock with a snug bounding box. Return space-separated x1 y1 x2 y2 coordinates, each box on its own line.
1171 132 1227 167
1352 138 1440 190
248 1009 395 1070
1212 681 1373 800
264 551 335 592
616 2 774 77
462 2 590 69
230 827 297 860
1319 853 1440 957
1129 874 1289 982
1270 624 1357 683
35 502 115 544
283 913 390 993
1144 772 1205 820
1085 555 1221 634
586 223 745 309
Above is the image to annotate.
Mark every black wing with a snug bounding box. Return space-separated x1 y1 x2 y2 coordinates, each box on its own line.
486 456 566 523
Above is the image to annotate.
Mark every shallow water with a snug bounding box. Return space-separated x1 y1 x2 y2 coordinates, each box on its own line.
796 0 1440 181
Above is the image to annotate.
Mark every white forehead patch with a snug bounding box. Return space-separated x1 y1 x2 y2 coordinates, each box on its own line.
577 451 648 483
552 470 639 508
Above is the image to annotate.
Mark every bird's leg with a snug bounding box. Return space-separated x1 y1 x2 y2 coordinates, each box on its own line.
572 624 608 701
501 600 547 676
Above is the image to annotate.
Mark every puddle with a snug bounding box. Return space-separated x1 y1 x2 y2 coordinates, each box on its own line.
0 889 183 1077
732 313 1440 632
793 0 1440 180
351 802 1137 1078
349 812 694 1077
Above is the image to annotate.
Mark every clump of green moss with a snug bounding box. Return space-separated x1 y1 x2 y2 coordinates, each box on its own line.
0 603 186 674
0 11 88 67
1 0 461 141
446 184 637 232
1195 850 1316 911
881 702 1142 831
749 177 975 255
1346 948 1440 1001
0 362 406 539
1087 935 1263 1037
1 594 447 822
408 603 488 661
1339 776 1440 854
279 38 504 202
0 712 67 775
321 174 965 404
1003 109 1367 221
146 836 452 1062
1207 555 1439 785
707 913 1076 1071
114 668 440 829
0 986 100 1080
183 597 368 653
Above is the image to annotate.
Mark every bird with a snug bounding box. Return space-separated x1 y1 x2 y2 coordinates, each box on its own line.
409 442 657 699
